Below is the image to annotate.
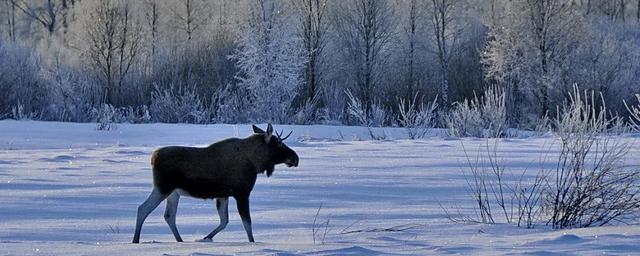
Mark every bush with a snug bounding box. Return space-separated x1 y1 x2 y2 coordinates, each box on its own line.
0 41 48 118
211 83 251 124
95 104 117 131
398 93 438 139
547 86 639 228
150 84 208 123
447 85 506 137
294 96 320 125
455 86 640 229
446 97 483 137
624 94 640 132
345 89 388 140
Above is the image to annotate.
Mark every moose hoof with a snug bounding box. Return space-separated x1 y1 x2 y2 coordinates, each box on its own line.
196 238 213 243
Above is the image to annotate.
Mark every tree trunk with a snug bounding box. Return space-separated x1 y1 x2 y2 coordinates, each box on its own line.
407 0 417 102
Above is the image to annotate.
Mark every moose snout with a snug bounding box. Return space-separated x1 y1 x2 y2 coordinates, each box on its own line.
285 154 299 167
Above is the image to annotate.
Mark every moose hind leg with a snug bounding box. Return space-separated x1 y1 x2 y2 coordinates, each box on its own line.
236 196 255 242
164 191 182 242
202 197 229 240
133 187 167 243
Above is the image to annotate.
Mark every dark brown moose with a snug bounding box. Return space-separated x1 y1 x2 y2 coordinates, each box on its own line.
132 124 299 243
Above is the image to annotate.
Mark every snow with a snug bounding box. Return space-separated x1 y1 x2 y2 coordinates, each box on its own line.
1 120 639 255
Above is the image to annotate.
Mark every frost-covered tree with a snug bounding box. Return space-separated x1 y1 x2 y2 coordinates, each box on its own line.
231 0 307 123
483 0 584 118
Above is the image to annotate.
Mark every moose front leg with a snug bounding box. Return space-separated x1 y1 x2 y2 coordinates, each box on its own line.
235 196 255 242
201 197 229 241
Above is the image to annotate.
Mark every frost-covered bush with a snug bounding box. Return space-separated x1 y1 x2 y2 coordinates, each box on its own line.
11 103 39 120
446 97 483 137
211 83 250 124
95 104 117 131
625 94 640 132
43 65 100 122
114 105 151 124
398 94 438 139
318 84 345 125
447 86 507 137
457 89 639 229
480 86 506 136
0 41 48 118
345 89 368 126
547 85 640 229
150 84 208 124
294 96 319 125
346 89 387 140
370 103 389 127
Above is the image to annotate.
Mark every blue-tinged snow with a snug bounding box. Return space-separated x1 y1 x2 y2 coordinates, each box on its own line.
0 120 638 255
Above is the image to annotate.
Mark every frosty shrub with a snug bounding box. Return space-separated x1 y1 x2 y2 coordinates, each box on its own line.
370 103 388 127
455 139 546 228
345 89 369 126
95 104 117 131
43 66 98 122
398 93 438 139
455 87 639 229
318 84 345 125
11 103 39 120
294 96 320 125
0 41 48 118
624 94 640 132
345 89 387 140
480 86 506 137
547 86 640 229
150 84 208 124
534 114 551 135
114 105 151 124
447 86 507 138
211 83 251 124
446 97 483 137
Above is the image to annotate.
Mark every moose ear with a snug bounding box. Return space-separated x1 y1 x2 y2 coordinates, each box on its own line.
266 123 273 136
252 125 265 134
264 123 274 143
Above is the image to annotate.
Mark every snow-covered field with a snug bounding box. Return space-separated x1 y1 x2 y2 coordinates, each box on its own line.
1 120 639 255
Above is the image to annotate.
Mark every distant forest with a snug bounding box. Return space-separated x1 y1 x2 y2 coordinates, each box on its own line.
0 0 639 129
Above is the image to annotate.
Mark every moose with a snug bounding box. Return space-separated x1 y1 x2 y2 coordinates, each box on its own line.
132 124 299 243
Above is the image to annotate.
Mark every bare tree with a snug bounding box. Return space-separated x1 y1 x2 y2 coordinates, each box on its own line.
13 0 59 38
59 0 78 40
3 0 18 41
334 0 396 117
170 0 209 42
401 0 421 102
428 0 462 109
143 0 159 58
82 0 143 106
296 0 329 102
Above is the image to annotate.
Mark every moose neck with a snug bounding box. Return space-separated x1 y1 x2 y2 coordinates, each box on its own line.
244 135 274 175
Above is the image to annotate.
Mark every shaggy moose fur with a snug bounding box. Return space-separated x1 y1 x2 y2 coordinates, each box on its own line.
132 124 298 243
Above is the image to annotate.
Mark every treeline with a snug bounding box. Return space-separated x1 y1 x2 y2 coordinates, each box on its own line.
0 0 639 129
